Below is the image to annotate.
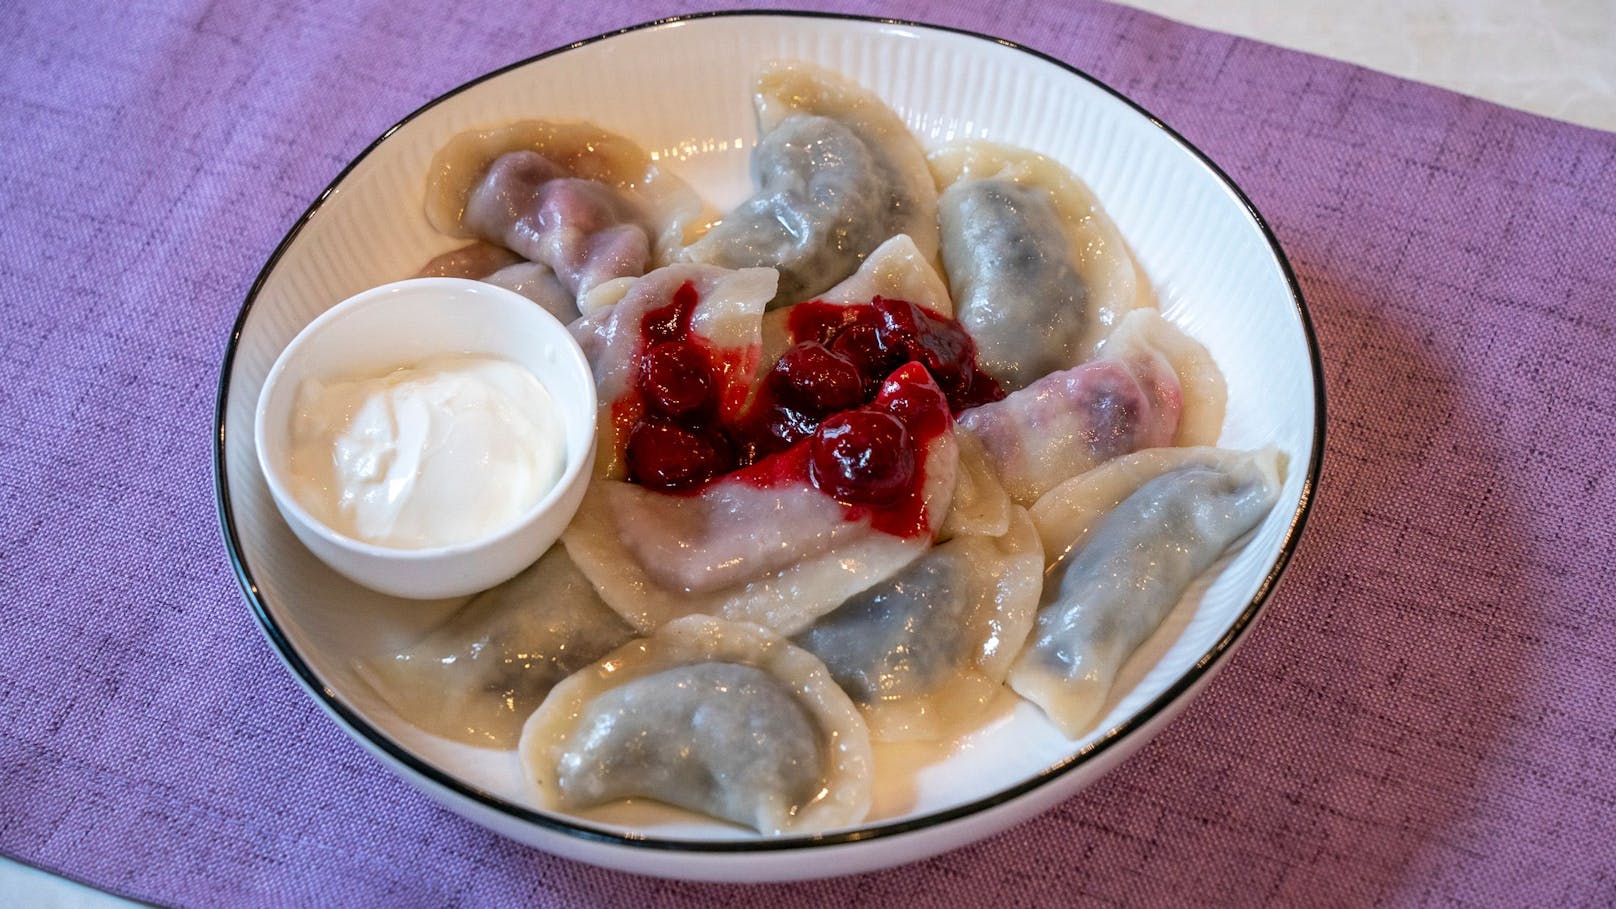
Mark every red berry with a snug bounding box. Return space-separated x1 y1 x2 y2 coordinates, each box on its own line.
875 363 952 437
829 322 903 396
626 421 730 491
809 411 916 505
770 341 866 414
640 341 714 417
874 298 975 402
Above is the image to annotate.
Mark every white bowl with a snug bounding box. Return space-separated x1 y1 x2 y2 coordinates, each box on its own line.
252 277 596 599
214 12 1324 882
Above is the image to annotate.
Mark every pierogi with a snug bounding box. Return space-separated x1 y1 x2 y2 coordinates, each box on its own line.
358 62 1287 836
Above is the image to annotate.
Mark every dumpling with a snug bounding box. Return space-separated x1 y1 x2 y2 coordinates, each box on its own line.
563 363 960 635
957 309 1225 505
1010 447 1284 737
683 63 940 307
568 264 778 479
415 241 580 323
937 431 1015 541
1029 446 1267 565
812 233 954 316
519 615 872 835
417 240 522 279
424 121 706 294
794 505 1043 741
354 545 634 748
463 152 649 298
930 142 1153 390
479 261 580 324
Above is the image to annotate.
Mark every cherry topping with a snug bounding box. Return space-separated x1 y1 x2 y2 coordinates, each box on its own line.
640 341 713 417
626 421 731 491
642 280 699 344
770 341 865 414
828 321 903 397
788 297 1004 412
809 410 916 505
874 362 953 438
878 299 975 397
620 283 991 508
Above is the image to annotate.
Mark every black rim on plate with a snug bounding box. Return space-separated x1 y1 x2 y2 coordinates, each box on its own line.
213 10 1327 853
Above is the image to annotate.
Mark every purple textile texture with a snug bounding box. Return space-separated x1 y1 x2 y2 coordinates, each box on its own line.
2 0 1614 905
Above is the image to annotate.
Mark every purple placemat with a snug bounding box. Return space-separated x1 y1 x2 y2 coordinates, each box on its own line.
3 0 1614 906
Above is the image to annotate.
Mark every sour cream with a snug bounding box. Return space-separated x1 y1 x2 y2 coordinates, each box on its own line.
287 354 565 550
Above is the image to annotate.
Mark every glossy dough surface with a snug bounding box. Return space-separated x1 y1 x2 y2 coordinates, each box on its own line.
795 505 1043 741
357 545 635 748
519 615 873 834
931 142 1151 390
1010 448 1283 736
683 64 940 307
958 309 1226 506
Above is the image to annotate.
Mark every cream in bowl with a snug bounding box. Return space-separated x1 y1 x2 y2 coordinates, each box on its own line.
286 354 565 549
254 278 595 599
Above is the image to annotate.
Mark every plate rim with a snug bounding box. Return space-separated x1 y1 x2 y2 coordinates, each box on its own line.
212 8 1328 853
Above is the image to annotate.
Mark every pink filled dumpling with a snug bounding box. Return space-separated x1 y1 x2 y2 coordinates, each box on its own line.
421 120 706 309
957 309 1226 505
563 363 960 635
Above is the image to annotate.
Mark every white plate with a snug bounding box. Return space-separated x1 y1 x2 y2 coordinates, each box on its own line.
215 12 1323 882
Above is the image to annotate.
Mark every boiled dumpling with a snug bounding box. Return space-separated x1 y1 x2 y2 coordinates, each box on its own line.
519 615 872 835
355 545 634 748
794 504 1042 741
930 142 1153 390
424 121 706 297
684 63 940 307
937 431 1015 541
812 233 954 316
415 241 580 323
417 240 522 280
464 153 648 298
958 308 1226 505
569 264 778 478
1010 447 1284 737
563 363 960 635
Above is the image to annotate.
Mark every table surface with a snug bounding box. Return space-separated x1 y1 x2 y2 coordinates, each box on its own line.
3 0 1612 906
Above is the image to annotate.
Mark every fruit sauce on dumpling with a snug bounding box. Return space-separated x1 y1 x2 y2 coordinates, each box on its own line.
619 281 1000 531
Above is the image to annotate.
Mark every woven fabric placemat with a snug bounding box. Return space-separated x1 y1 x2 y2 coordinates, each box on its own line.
2 0 1612 905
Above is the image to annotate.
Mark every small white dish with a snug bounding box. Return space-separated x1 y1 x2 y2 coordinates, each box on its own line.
252 277 596 600
215 12 1323 882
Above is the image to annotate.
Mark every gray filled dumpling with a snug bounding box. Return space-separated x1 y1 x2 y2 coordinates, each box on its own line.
930 142 1153 391
1011 447 1284 737
519 615 873 835
545 662 823 829
355 545 635 748
794 503 1043 742
939 180 1088 389
683 63 940 308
